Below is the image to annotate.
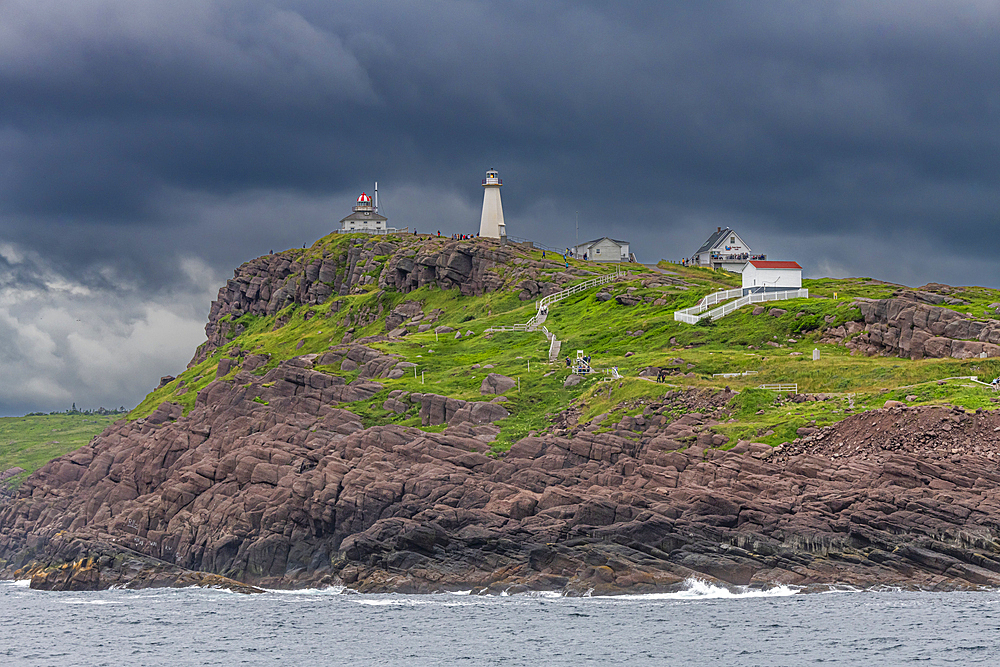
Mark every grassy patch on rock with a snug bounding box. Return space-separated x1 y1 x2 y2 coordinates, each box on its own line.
0 414 119 489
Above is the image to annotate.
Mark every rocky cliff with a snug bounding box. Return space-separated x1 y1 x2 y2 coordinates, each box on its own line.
6 361 1000 593
7 238 1000 595
821 295 1000 360
194 235 590 365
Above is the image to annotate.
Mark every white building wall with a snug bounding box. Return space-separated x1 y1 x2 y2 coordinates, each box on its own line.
574 238 628 262
344 220 385 230
716 232 751 256
590 238 619 262
479 187 506 239
742 266 802 290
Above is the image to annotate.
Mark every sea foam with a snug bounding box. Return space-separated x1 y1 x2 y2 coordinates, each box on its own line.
598 578 800 601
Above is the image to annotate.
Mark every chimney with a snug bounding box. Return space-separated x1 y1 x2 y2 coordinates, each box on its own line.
717 226 721 232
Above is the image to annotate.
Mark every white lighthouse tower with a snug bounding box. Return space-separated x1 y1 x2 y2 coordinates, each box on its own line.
479 169 507 239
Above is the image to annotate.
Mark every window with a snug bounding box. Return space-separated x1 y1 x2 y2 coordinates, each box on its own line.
596 248 601 254
730 236 735 243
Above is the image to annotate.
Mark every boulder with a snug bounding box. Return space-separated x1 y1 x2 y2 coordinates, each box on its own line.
615 295 640 306
0 466 26 482
480 373 517 395
564 374 583 388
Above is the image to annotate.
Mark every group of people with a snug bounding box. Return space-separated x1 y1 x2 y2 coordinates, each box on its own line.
435 231 480 240
679 253 766 266
712 252 766 261
566 354 593 375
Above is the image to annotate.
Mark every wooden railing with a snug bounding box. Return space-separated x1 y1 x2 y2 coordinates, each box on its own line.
674 288 808 324
760 383 798 392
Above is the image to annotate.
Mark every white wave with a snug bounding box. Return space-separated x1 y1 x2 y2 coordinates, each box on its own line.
596 578 801 601
264 586 347 595
11 579 32 588
352 597 475 607
61 599 122 605
817 584 866 594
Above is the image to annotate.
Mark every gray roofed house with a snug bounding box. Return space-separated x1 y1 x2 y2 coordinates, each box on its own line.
691 227 762 272
571 237 630 263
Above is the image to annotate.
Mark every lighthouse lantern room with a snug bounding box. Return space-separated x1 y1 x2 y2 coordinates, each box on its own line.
339 189 389 234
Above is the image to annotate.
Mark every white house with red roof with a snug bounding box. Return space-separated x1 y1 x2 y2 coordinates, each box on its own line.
741 260 802 295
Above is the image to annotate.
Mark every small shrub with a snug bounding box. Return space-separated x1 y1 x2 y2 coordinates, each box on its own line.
791 315 822 334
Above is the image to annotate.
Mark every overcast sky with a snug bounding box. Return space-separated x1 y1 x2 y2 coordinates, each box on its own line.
1 0 998 415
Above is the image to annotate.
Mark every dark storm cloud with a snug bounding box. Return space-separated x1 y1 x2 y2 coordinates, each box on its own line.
1 0 999 413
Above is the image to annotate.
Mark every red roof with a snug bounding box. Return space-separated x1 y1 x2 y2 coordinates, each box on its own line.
357 193 371 203
749 260 802 270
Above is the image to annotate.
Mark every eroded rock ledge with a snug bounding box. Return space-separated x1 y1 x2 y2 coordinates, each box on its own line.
194 237 591 364
5 366 1000 594
822 297 1000 359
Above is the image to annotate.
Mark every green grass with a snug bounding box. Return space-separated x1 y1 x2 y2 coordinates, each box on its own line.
0 414 119 489
121 232 1000 457
13 234 1000 494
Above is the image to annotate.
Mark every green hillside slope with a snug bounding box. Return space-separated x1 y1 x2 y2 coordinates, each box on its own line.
126 232 1000 455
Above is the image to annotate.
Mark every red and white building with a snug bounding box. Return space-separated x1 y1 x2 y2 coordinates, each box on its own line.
741 260 802 295
339 191 389 234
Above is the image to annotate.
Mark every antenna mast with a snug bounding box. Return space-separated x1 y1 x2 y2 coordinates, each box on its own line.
374 182 379 213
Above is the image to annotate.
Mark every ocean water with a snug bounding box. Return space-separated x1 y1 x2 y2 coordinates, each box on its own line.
2 579 999 666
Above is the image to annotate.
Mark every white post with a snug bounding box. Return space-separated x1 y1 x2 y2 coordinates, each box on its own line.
421 371 425 385
527 359 530 372
435 332 439 342
414 366 417 379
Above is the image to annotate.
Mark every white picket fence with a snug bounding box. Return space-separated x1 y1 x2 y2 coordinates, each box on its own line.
485 268 625 335
674 288 809 324
536 267 625 312
760 383 798 392
484 267 625 362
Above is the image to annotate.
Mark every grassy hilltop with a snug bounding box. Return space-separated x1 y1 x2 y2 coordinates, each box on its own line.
0 414 120 490
124 232 1000 454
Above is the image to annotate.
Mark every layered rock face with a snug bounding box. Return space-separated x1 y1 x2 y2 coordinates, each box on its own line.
824 297 1000 359
6 369 1000 593
194 236 584 364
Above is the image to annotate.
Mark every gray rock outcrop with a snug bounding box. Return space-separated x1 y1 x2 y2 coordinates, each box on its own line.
824 298 1000 360
480 373 516 395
